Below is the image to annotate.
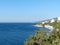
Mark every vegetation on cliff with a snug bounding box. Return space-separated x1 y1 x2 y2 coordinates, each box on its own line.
24 21 60 45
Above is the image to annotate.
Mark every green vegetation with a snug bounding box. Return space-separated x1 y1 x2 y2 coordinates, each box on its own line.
24 21 60 45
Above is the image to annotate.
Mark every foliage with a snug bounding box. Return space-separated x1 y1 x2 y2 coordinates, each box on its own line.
24 21 60 45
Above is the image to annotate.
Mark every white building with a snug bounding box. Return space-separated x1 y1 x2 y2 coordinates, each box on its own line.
57 17 60 20
42 22 45 24
57 17 60 22
50 19 55 23
42 21 49 24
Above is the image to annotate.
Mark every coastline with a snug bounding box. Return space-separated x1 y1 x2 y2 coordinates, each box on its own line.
34 24 54 32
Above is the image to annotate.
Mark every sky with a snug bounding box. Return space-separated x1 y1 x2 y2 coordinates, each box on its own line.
0 0 60 22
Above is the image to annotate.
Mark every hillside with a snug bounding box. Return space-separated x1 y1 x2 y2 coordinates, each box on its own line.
24 18 60 45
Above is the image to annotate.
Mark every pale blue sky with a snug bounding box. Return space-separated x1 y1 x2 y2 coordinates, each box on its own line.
0 0 60 22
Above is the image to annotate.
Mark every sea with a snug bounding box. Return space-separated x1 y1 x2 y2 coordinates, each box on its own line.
0 23 49 45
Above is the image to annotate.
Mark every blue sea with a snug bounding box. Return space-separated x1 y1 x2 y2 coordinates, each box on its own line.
0 23 49 45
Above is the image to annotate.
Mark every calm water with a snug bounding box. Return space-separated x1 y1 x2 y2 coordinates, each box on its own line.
0 23 49 45
0 23 40 45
